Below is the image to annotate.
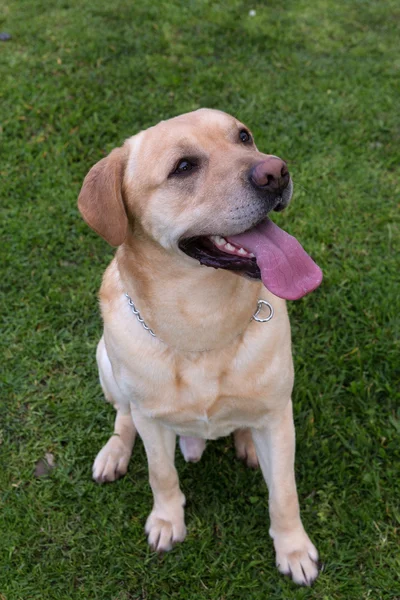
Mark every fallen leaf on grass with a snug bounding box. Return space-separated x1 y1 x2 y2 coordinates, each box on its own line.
34 452 56 477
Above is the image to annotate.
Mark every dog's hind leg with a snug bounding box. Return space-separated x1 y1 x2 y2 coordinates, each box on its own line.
92 336 136 483
234 428 259 468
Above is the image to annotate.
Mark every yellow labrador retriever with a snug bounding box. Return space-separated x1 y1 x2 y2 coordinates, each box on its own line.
78 109 323 586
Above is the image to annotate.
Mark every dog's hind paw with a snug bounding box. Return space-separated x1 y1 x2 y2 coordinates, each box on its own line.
179 436 206 462
234 428 259 468
92 435 132 483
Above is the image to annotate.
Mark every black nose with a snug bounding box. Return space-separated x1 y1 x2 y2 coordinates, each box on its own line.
249 157 290 195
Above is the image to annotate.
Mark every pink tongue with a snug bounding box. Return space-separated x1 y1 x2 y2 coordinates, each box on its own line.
228 218 323 300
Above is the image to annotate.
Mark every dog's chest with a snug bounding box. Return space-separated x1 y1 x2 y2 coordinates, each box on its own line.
127 343 292 439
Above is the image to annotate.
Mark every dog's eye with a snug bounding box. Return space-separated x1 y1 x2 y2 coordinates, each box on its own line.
173 159 195 175
239 129 251 143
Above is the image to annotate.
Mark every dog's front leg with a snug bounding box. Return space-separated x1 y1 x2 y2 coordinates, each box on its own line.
131 405 186 552
251 400 319 586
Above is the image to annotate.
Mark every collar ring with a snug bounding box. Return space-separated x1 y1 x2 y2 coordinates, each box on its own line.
252 299 274 323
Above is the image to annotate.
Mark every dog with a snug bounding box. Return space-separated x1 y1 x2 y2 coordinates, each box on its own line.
78 108 323 586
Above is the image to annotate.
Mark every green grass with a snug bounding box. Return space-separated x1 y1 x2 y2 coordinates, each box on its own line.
1 0 399 598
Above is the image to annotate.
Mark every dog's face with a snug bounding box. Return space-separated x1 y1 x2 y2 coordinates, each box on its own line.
79 108 293 281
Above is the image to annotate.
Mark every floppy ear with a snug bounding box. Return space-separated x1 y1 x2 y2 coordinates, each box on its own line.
78 147 128 246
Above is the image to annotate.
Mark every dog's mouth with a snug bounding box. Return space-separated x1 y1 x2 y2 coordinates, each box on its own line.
179 235 261 281
179 217 323 300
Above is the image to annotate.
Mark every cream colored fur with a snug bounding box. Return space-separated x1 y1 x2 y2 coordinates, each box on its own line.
78 109 319 586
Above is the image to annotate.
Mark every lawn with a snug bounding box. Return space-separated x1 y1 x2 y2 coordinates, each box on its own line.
1 0 399 598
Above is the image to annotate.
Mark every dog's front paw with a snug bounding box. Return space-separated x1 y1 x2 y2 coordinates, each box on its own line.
145 499 186 552
272 527 319 586
92 435 132 483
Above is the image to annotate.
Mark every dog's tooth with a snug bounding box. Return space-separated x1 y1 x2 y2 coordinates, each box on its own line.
210 235 253 257
210 235 222 245
215 236 227 245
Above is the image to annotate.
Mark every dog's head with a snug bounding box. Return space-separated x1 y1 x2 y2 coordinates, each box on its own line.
78 109 322 300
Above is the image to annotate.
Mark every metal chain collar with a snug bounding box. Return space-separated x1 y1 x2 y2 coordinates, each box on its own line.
125 293 157 337
125 293 273 344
